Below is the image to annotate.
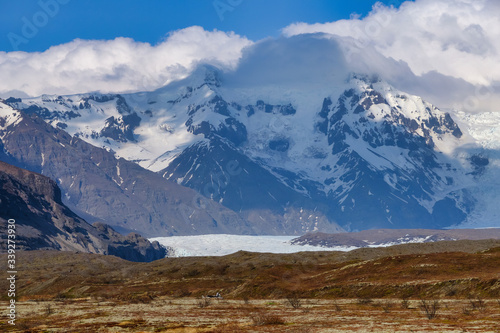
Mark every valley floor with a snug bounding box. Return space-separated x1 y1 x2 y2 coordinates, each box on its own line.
2 297 500 332
1 240 500 332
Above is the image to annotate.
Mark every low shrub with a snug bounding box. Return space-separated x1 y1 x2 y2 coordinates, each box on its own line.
419 298 440 319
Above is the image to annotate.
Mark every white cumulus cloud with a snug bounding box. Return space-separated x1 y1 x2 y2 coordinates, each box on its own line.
1 1 499 113
283 0 500 86
283 0 500 112
0 26 252 97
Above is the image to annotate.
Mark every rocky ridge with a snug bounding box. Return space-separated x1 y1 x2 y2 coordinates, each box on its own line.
0 161 166 262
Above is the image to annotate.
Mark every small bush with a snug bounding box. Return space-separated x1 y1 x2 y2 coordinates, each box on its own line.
16 319 42 331
185 269 200 277
174 288 191 298
55 292 69 301
444 286 457 297
197 296 211 308
286 294 302 309
44 303 54 316
419 298 440 319
401 297 410 309
357 297 373 305
382 300 395 313
468 295 486 313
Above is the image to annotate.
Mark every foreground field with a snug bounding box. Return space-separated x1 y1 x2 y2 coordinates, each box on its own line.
2 297 500 332
1 239 500 332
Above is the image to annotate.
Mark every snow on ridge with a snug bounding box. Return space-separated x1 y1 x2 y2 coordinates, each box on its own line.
0 102 22 133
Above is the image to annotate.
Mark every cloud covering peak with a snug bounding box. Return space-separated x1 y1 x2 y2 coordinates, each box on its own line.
0 26 252 97
283 0 500 87
0 0 499 113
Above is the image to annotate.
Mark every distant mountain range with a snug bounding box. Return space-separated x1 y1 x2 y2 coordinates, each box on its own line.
1 66 499 236
0 161 166 261
291 228 500 248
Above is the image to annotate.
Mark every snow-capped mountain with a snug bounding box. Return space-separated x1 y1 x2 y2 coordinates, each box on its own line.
1 65 497 234
0 101 256 237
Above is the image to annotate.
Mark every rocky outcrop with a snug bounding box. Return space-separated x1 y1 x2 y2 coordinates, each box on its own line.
0 161 167 262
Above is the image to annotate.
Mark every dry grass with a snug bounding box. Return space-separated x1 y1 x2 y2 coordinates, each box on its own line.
1 241 500 331
2 242 500 301
1 297 499 332
249 311 286 326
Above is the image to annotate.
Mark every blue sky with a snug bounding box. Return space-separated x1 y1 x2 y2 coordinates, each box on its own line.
1 0 405 52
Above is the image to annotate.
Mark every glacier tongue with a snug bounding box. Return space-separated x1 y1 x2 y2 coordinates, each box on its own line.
150 234 357 257
448 111 500 229
454 111 500 150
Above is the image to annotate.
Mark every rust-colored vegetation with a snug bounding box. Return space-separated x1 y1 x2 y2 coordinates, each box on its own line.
1 239 499 332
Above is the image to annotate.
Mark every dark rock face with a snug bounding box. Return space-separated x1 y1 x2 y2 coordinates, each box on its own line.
162 137 344 235
248 101 296 116
210 95 230 116
91 223 167 262
100 112 141 142
0 161 166 262
316 97 332 135
185 95 248 146
269 138 290 152
469 154 489 176
0 111 253 237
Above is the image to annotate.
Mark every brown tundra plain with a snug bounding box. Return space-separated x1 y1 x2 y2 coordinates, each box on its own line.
1 239 500 332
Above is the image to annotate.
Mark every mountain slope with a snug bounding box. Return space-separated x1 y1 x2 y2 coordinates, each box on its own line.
0 102 255 237
2 67 496 233
0 161 166 261
162 136 343 234
309 75 473 230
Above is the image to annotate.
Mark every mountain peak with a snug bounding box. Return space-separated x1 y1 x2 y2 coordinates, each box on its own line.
348 73 382 85
190 64 223 88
